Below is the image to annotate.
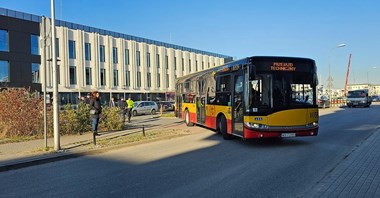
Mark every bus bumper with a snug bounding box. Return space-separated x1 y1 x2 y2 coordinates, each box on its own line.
244 127 319 139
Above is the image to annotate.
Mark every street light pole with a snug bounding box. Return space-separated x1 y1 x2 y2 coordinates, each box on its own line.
327 43 346 98
51 0 60 151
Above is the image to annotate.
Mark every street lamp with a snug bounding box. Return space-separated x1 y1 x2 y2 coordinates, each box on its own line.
327 43 346 98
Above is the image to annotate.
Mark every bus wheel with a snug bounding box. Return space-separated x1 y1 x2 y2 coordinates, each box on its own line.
219 116 232 140
185 110 194 126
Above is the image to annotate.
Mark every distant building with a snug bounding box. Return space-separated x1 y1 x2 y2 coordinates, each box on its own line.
347 83 380 96
0 7 232 105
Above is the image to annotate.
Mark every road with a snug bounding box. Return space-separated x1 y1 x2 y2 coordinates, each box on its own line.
1 105 380 197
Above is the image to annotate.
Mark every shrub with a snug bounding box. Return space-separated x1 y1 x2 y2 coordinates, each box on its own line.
0 88 43 138
99 107 123 131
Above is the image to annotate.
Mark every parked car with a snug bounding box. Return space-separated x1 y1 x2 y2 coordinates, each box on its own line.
132 101 158 116
157 101 175 111
318 96 330 108
371 95 379 102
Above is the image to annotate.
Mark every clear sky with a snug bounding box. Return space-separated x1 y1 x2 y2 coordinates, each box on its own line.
1 0 379 88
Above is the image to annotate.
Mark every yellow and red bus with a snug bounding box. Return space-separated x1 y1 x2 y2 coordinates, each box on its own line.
175 56 319 139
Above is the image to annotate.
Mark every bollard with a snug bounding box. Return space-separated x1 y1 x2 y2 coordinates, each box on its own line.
93 132 96 145
143 125 145 136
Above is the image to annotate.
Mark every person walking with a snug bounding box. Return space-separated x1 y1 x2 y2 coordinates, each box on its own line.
109 97 116 107
126 97 134 123
90 91 102 136
119 97 127 125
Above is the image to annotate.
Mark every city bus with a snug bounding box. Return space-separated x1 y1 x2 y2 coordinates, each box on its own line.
175 56 319 139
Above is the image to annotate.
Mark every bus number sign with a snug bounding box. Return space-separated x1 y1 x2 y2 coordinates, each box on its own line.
271 62 296 71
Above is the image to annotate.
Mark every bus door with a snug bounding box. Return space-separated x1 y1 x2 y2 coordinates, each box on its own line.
196 96 206 124
232 70 244 137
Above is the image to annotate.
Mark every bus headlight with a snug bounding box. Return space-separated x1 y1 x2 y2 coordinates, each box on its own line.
306 122 318 128
245 122 269 129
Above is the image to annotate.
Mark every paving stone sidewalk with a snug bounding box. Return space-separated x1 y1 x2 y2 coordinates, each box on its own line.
310 128 380 198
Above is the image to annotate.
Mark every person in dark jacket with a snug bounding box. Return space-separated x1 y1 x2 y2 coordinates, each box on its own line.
90 91 102 136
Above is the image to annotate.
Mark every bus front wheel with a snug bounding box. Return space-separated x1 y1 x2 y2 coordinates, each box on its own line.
185 110 194 126
219 116 232 140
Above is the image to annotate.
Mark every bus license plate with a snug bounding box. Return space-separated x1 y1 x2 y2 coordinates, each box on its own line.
281 133 296 138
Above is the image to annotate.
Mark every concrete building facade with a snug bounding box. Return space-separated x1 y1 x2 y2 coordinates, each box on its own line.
0 8 232 105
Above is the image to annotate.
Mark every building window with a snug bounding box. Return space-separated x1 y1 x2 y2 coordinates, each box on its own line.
57 65 60 85
0 60 9 82
100 68 106 86
196 60 198 71
113 69 118 86
31 34 39 55
32 63 40 83
125 49 129 65
189 59 191 72
137 71 141 87
165 55 169 69
174 57 177 70
208 62 210 68
113 47 118 64
85 67 92 85
68 40 76 59
136 50 140 66
69 66 77 85
55 38 60 57
147 73 151 87
100 45 105 62
182 58 184 71
0 30 8 52
202 61 204 70
85 42 91 61
147 52 150 67
125 70 130 86
157 73 161 88
156 54 160 68
166 74 169 88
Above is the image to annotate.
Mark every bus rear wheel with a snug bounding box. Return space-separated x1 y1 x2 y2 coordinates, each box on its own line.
185 110 194 126
219 115 232 140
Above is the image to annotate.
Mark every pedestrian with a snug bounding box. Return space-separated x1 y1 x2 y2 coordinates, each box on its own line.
126 97 134 123
119 97 127 125
90 91 102 136
84 93 91 104
109 97 116 107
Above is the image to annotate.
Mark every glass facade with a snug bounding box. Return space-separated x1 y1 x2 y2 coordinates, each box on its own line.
137 71 141 87
56 38 60 57
32 63 40 83
147 72 151 87
113 69 118 86
147 52 150 67
182 58 184 71
85 67 92 85
68 40 76 59
31 34 39 55
174 57 177 70
113 47 118 64
156 54 160 68
100 45 105 62
157 73 160 88
69 66 76 85
125 70 130 86
166 74 169 88
85 42 91 61
0 60 9 82
0 29 8 51
125 49 129 65
165 55 168 69
100 68 106 86
136 50 140 66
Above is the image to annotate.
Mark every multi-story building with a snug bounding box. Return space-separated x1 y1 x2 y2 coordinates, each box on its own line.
0 8 232 105
347 84 380 96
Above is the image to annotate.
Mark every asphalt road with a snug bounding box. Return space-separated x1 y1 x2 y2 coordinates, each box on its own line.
1 104 380 198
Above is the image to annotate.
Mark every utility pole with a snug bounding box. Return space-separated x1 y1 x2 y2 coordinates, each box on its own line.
344 53 352 96
41 16 51 148
51 0 60 151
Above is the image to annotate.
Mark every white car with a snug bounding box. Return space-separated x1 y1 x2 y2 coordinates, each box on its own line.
132 101 158 116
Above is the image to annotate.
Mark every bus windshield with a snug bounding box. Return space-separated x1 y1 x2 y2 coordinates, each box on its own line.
246 72 315 112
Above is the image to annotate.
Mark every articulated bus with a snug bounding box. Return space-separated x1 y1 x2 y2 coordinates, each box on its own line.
175 56 319 140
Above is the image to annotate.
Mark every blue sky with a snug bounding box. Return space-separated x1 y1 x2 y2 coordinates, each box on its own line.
1 0 380 88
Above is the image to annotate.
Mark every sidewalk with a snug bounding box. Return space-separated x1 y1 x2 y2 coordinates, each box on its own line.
0 115 183 172
310 127 380 197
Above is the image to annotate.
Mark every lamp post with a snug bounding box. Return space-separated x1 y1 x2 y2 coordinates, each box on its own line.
327 43 346 99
